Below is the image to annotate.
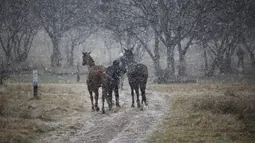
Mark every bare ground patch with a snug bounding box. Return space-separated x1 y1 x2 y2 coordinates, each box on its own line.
150 84 255 143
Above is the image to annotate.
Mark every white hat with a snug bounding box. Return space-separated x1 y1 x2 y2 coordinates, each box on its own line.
119 52 124 57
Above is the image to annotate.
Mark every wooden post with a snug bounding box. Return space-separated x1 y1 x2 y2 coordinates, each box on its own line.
33 70 39 99
77 63 80 82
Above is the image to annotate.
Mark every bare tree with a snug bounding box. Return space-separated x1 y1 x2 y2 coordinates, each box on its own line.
0 0 38 67
99 0 255 79
98 0 174 81
33 0 97 67
64 26 97 66
129 0 199 77
242 33 255 68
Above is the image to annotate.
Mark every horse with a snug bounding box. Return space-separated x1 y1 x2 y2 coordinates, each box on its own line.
82 52 109 114
117 55 127 90
105 60 126 110
123 48 148 110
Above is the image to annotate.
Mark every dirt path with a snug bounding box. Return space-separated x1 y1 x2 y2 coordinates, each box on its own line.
37 85 171 143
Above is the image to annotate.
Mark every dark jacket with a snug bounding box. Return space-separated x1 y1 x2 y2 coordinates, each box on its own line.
106 60 126 85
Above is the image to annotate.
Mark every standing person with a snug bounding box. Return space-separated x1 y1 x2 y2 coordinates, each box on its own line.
236 47 244 71
118 52 127 90
106 60 125 108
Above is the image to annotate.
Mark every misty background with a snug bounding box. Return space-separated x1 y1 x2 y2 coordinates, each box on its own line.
1 0 255 83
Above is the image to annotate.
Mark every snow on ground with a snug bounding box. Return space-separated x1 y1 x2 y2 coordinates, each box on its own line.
37 85 171 143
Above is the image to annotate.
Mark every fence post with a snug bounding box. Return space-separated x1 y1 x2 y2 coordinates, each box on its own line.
33 70 39 99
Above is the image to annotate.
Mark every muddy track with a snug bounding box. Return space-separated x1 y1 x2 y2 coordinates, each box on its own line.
37 86 171 143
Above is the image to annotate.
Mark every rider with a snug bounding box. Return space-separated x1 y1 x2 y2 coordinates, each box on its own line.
118 52 126 90
106 59 126 107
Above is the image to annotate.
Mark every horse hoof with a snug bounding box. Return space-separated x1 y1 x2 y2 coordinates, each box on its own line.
96 107 100 111
116 103 121 107
137 104 141 108
131 104 135 108
140 107 143 111
102 110 106 114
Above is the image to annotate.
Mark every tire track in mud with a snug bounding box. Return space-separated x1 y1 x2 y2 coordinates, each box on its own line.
38 86 171 143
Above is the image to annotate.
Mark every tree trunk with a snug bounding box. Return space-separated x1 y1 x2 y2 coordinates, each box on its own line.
51 38 62 67
202 43 208 76
1 38 12 67
0 60 3 84
66 45 70 65
251 52 255 68
178 52 186 76
218 53 224 73
70 45 74 66
13 33 33 64
77 63 80 82
153 33 163 82
66 41 75 67
166 45 175 77
177 40 186 76
223 52 232 73
207 59 217 77
69 41 75 66
5 52 11 67
242 38 255 68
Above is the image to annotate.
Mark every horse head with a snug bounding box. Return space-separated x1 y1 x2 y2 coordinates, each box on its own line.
123 48 135 65
82 51 93 66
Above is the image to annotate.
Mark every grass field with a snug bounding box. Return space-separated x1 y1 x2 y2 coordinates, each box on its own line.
150 83 255 143
1 72 255 143
0 83 90 143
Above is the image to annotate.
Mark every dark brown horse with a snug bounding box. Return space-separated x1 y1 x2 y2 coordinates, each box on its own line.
123 48 148 110
82 52 108 114
106 60 127 109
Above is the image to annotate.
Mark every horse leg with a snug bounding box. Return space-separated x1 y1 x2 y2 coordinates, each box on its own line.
130 85 135 108
107 85 113 111
135 85 141 109
94 88 100 111
102 86 107 114
89 90 94 111
140 83 147 106
114 83 120 107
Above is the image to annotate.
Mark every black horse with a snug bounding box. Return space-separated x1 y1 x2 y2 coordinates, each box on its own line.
106 60 126 110
123 48 148 110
